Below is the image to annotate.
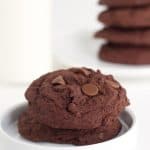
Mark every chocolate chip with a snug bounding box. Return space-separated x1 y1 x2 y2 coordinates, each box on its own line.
71 68 91 76
68 103 78 114
80 68 91 76
82 83 99 96
105 80 120 89
52 75 66 85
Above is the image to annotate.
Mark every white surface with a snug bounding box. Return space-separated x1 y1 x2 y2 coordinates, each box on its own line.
0 0 52 83
0 103 136 150
54 41 150 79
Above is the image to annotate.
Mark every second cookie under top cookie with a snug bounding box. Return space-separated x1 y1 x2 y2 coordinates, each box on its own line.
25 68 129 129
99 6 150 28
18 110 121 145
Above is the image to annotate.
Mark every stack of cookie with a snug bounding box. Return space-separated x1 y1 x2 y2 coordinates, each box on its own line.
18 68 129 145
95 0 150 64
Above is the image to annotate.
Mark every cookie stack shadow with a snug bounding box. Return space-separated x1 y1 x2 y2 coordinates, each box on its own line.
95 0 150 64
18 68 129 145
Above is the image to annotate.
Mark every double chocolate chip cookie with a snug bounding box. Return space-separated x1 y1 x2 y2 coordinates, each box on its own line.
96 1 150 64
18 67 129 145
25 68 128 129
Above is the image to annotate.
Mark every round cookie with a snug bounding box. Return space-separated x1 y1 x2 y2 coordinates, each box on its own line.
95 28 150 46
99 6 150 28
25 68 129 129
99 44 150 64
18 110 121 146
99 0 150 7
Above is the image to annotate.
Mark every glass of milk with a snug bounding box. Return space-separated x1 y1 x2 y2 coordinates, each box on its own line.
0 0 52 84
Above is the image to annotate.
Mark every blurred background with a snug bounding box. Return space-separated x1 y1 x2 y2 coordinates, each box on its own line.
0 0 150 149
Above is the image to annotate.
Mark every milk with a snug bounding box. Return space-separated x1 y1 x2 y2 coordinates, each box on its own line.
0 0 52 83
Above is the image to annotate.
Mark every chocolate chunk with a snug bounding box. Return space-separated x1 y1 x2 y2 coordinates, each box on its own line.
80 68 91 76
105 80 120 89
82 83 99 96
70 68 91 76
52 75 66 85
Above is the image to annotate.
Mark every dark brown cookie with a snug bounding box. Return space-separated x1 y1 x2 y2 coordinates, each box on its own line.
99 0 150 7
99 6 150 28
99 43 150 64
95 28 150 46
25 68 129 129
18 110 121 146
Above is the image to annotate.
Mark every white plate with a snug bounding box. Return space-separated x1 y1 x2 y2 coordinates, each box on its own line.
53 0 150 79
0 103 137 150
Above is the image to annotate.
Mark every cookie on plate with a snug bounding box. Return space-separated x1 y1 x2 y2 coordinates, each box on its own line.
95 28 150 46
25 68 129 129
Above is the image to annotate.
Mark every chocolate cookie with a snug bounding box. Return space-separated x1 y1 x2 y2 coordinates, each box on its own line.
25 68 129 129
99 44 150 64
18 110 121 145
99 0 150 7
95 28 150 46
99 6 150 28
